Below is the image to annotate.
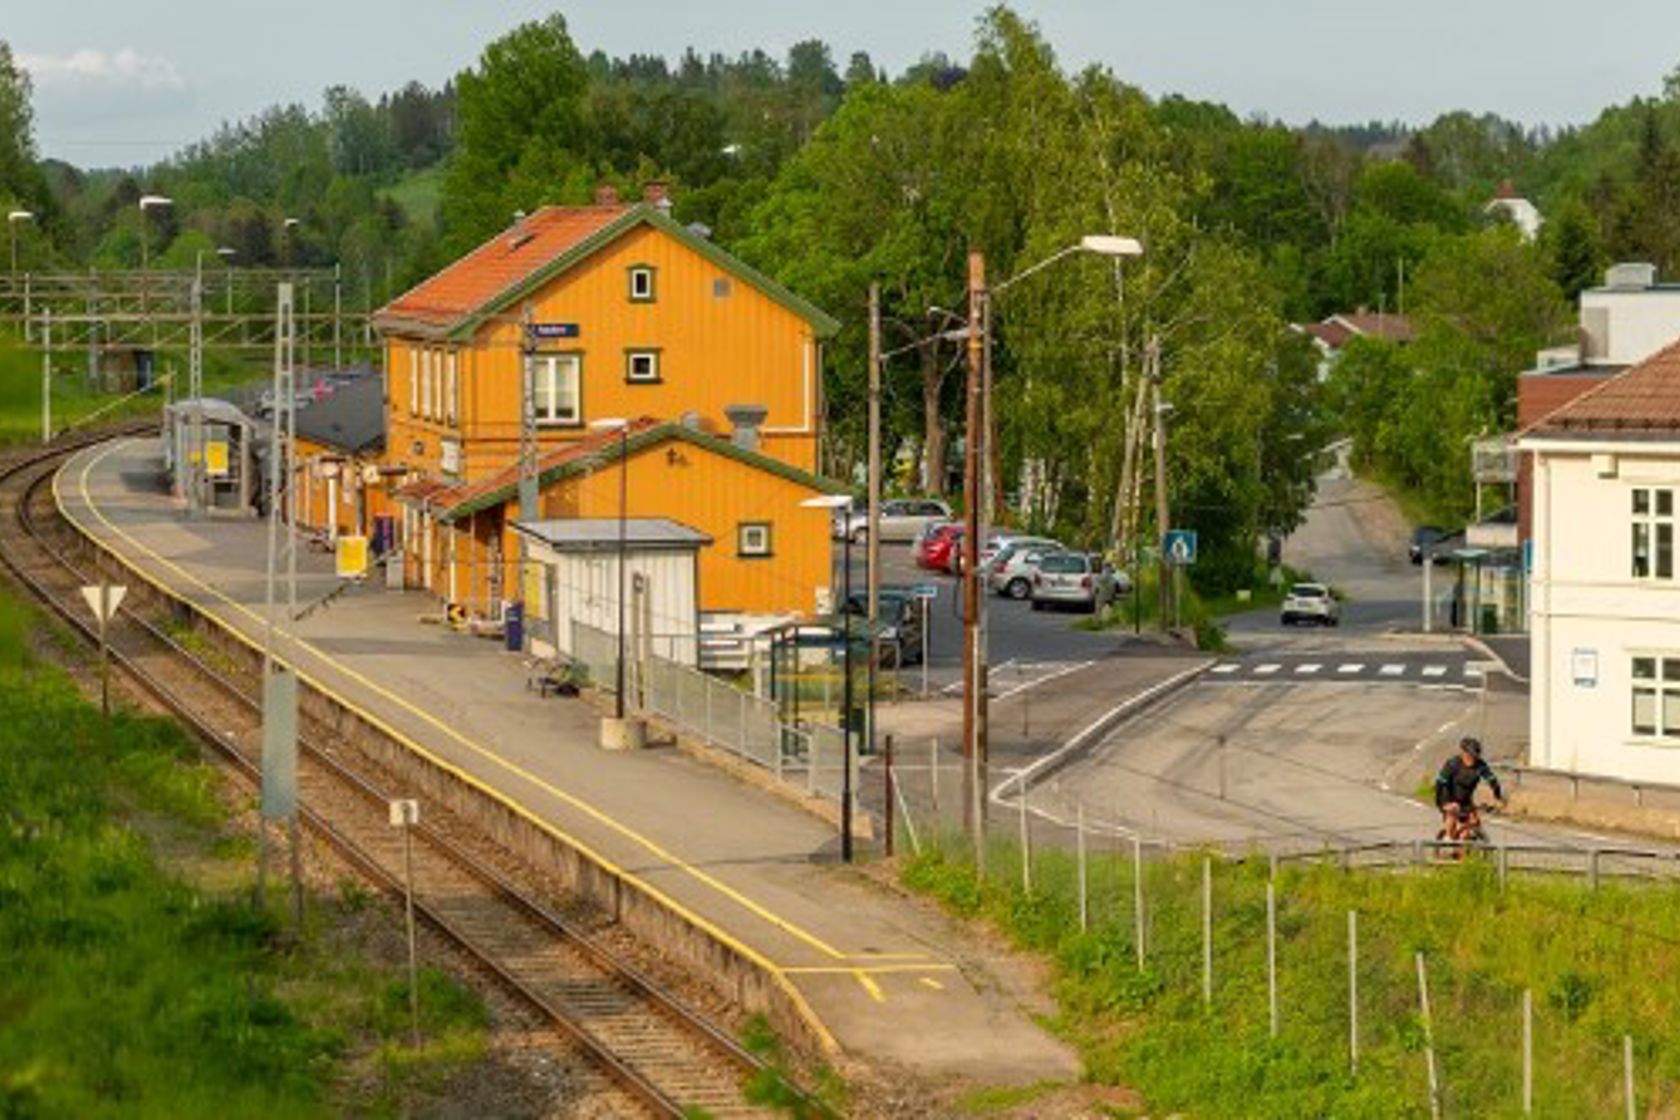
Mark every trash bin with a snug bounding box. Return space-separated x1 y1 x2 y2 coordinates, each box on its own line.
503 600 524 652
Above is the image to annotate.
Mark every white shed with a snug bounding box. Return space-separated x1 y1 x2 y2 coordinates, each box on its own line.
513 518 709 667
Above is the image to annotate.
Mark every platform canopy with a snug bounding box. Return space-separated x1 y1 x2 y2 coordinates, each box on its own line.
512 518 711 552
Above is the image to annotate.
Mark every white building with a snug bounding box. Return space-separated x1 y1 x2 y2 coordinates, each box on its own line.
1579 263 1680 366
1523 340 1680 784
1485 180 1543 242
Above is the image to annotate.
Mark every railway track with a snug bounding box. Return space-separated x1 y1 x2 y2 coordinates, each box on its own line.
0 430 810 1119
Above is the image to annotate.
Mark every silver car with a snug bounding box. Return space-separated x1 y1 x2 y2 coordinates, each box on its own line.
988 538 1063 599
839 498 953 544
1029 552 1124 613
1281 582 1340 626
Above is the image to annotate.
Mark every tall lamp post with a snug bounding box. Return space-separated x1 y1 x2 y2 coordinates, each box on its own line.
217 245 236 316
960 235 1142 850
802 493 857 861
590 417 634 728
7 209 34 274
138 195 172 346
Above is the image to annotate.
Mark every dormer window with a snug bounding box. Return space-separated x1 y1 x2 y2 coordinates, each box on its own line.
628 265 656 303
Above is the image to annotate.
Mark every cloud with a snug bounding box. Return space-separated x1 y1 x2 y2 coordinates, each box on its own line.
19 48 186 92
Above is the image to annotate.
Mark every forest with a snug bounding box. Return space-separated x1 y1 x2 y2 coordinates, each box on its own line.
3 8 1679 589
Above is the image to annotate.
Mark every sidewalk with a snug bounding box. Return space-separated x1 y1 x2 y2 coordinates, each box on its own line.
59 436 1082 1085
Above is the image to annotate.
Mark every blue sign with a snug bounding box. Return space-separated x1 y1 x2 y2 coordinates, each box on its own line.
527 322 580 340
1163 529 1198 566
909 583 940 600
1522 539 1534 575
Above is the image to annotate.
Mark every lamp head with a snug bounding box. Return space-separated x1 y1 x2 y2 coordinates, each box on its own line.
1080 234 1144 258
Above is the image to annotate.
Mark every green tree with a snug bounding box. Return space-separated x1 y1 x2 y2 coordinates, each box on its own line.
1542 198 1605 302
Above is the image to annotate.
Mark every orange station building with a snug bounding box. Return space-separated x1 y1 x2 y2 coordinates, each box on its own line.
371 186 842 623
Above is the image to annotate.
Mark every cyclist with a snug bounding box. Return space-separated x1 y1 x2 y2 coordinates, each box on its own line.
1435 736 1505 842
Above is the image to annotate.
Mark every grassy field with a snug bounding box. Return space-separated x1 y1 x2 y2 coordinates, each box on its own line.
0 590 490 1116
903 834 1680 1118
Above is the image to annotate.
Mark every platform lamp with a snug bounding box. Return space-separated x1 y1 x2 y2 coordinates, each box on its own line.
589 417 633 722
7 210 34 275
801 493 858 862
216 245 236 316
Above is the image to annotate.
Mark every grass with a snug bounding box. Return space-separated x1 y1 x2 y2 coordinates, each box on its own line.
0 588 490 1116
902 832 1680 1118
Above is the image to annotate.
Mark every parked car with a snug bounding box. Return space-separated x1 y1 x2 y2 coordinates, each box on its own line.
1409 526 1454 565
838 498 953 544
916 523 964 572
1281 582 1340 626
1030 552 1122 613
843 586 926 667
988 538 1063 599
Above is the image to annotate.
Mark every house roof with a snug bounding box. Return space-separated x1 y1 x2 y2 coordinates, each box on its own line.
397 418 848 522
1525 338 1680 439
1300 320 1354 350
513 517 711 551
1329 312 1415 344
293 375 385 455
373 202 840 341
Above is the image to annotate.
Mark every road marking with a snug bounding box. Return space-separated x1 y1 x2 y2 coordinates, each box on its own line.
993 658 1096 702
1337 663 1365 675
919 977 945 991
1379 664 1406 676
1212 663 1241 675
1254 663 1282 676
62 441 870 1044
1295 663 1323 675
1422 665 1448 678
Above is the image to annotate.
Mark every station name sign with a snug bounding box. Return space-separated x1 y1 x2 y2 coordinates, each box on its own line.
527 322 581 340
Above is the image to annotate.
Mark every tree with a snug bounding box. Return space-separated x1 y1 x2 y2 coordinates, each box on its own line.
1543 198 1605 302
441 15 592 248
0 41 50 226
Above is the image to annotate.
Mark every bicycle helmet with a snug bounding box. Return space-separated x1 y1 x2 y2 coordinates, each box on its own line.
1459 736 1483 759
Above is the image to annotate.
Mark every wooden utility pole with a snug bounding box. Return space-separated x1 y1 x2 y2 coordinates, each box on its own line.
962 251 986 850
1150 339 1170 630
866 283 881 766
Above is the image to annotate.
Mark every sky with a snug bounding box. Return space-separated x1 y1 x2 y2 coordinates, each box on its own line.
11 0 1680 167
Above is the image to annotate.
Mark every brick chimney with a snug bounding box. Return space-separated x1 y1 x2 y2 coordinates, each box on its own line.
594 183 620 206
642 181 672 211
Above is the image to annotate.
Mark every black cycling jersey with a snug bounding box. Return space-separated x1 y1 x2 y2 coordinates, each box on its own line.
1435 754 1503 809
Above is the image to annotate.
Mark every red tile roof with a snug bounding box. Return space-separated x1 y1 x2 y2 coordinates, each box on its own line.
1526 338 1680 437
1331 312 1415 344
377 205 631 332
1302 321 1354 349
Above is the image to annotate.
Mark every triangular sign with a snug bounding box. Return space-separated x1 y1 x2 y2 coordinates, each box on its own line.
79 584 127 622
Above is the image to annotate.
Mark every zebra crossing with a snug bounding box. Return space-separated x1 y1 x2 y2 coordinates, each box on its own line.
1208 653 1477 685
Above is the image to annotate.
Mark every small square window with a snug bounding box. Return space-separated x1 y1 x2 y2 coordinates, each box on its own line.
628 266 656 302
626 350 660 383
738 522 772 558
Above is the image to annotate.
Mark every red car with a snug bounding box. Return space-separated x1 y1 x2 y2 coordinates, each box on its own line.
917 523 964 572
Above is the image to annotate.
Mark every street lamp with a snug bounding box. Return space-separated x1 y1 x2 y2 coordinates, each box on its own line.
282 217 300 269
958 233 1143 851
590 417 632 722
216 245 236 316
802 492 857 862
7 210 34 274
137 194 172 273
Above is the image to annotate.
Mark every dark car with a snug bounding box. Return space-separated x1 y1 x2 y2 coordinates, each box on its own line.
1409 526 1454 565
843 587 926 668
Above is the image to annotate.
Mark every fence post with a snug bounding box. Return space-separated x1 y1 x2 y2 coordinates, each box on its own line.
1202 857 1213 1008
1522 988 1533 1114
1018 785 1032 894
1077 804 1088 931
1624 1035 1636 1120
1267 880 1279 1038
1348 910 1359 1076
883 734 896 857
1417 952 1441 1120
1132 835 1146 968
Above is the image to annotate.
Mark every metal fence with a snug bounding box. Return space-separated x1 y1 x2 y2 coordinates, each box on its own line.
571 620 855 807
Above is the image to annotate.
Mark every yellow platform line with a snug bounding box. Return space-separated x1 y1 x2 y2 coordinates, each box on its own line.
782 963 958 975
58 440 922 1041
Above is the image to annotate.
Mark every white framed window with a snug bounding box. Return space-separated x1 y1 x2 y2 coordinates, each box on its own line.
738 522 772 558
444 349 458 426
532 353 581 426
628 265 656 302
1631 655 1680 739
1632 487 1675 580
419 348 433 420
408 349 418 416
626 349 660 383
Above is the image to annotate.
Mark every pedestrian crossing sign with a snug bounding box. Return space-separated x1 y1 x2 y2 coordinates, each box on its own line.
1163 529 1198 566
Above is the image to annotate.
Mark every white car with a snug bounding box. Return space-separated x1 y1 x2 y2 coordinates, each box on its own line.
838 498 953 544
1281 582 1340 627
987 538 1063 599
1030 552 1125 613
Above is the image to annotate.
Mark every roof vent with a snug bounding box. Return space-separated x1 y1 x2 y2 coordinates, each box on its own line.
507 230 536 251
680 411 704 432
724 403 768 452
1606 262 1658 290
687 221 713 240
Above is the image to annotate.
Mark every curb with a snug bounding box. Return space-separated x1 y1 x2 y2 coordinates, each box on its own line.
1460 634 1530 685
990 658 1215 804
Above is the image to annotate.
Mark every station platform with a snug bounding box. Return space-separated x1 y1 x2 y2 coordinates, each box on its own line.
57 436 1083 1086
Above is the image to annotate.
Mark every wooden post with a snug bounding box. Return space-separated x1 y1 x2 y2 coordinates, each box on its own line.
1018 784 1031 893
883 734 896 857
1348 910 1359 1076
1624 1035 1636 1120
929 737 940 820
1132 835 1146 968
1267 880 1279 1038
1202 857 1213 1008
1076 804 1088 931
1522 989 1532 1114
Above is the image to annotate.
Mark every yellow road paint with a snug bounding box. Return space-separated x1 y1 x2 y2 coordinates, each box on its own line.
782 963 957 975
919 977 945 991
59 439 959 1052
854 971 886 1003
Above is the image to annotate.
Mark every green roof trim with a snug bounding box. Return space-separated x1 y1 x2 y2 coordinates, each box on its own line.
440 422 848 522
449 203 840 341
